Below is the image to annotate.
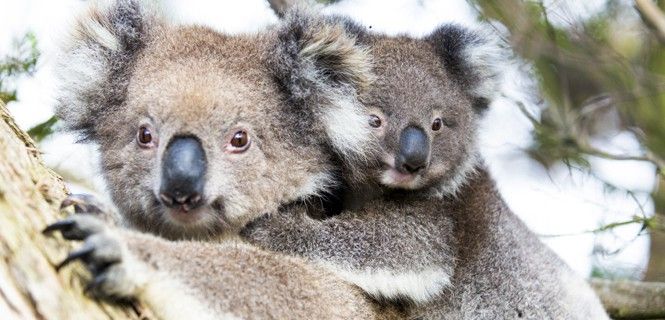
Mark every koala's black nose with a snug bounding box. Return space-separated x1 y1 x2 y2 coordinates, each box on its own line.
396 126 430 174
160 136 206 211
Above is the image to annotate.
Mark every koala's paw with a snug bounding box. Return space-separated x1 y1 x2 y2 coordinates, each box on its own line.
60 193 120 225
43 215 145 300
61 194 106 214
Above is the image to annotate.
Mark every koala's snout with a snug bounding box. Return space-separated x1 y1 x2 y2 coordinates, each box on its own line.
159 136 207 211
396 126 430 174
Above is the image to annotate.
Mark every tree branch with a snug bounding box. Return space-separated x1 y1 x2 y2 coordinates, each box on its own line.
0 101 154 319
591 279 665 319
634 0 665 44
538 215 654 238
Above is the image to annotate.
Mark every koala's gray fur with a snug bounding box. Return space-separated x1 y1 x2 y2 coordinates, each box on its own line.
242 16 609 319
242 19 493 305
418 169 609 319
52 1 402 319
57 1 376 241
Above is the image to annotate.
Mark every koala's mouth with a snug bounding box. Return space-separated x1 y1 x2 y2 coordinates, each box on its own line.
380 167 421 189
379 154 423 189
153 194 227 227
166 206 205 224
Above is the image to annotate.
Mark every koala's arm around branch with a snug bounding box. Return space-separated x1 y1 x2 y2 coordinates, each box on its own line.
112 231 393 319
41 205 393 319
0 102 157 319
242 200 457 304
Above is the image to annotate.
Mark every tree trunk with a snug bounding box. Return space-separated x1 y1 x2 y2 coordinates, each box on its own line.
0 101 153 320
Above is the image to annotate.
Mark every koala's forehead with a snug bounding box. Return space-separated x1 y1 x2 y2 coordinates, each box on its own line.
127 27 279 125
367 37 467 115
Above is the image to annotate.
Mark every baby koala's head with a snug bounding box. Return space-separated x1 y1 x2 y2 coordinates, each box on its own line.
360 25 505 195
55 1 374 239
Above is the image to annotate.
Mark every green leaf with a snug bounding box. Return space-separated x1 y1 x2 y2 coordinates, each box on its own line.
27 116 58 142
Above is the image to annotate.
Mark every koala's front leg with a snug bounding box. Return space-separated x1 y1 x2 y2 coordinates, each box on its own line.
43 215 224 320
242 204 456 304
43 215 148 299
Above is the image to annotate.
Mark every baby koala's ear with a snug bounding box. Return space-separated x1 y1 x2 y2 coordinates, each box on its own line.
270 9 378 166
55 0 160 141
427 24 507 112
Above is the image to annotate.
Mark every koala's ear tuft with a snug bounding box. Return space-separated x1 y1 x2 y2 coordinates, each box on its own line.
270 10 378 169
55 0 158 141
270 10 374 99
427 24 507 112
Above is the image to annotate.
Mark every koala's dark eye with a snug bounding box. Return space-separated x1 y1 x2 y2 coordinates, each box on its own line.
369 114 382 128
137 126 155 147
228 130 250 152
432 118 443 131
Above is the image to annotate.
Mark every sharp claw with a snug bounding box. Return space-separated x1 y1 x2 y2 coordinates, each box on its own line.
84 274 107 295
42 220 75 235
61 194 104 214
60 196 81 209
56 246 95 271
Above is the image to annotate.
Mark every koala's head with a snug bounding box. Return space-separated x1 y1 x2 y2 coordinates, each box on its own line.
358 25 505 195
56 0 374 239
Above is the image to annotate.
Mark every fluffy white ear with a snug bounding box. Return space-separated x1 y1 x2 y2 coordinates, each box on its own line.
427 24 507 112
270 10 378 167
56 0 159 140
271 10 374 98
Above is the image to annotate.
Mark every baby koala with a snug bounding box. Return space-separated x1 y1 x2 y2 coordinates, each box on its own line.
242 20 498 304
242 17 609 320
45 1 401 319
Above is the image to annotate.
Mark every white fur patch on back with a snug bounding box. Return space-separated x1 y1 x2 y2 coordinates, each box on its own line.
326 264 451 304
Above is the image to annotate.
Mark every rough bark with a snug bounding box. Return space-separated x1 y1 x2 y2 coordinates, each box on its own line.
591 278 665 319
0 101 153 320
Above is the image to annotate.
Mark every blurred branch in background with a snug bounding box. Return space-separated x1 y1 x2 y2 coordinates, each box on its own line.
635 0 665 43
0 32 39 104
592 278 665 319
540 214 663 238
467 0 665 281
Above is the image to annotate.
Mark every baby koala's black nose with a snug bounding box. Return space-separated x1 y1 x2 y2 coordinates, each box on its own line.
396 126 430 174
160 136 206 211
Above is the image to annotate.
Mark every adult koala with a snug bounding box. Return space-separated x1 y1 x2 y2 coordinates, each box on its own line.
45 0 402 319
243 13 609 320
